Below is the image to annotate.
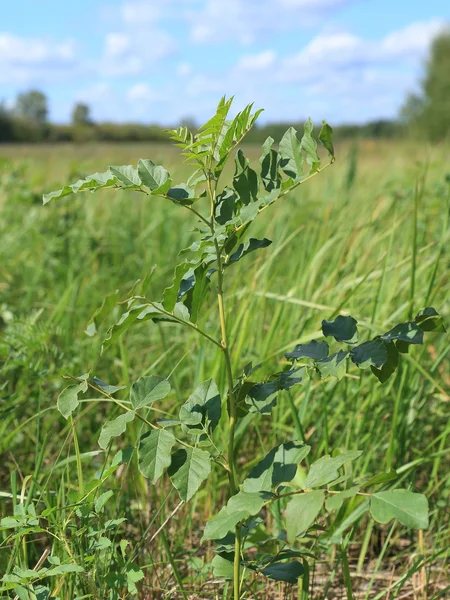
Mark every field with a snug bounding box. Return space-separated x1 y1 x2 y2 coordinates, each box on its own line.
0 138 449 599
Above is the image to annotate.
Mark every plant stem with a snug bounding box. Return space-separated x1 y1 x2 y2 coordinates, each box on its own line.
208 175 242 599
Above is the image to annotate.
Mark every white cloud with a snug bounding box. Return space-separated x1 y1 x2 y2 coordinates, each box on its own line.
127 83 161 103
236 51 276 71
0 33 78 84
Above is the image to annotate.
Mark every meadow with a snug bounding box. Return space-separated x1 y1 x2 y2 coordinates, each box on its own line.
0 136 449 599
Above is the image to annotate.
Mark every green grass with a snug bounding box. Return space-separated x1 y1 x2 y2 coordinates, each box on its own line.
0 140 449 599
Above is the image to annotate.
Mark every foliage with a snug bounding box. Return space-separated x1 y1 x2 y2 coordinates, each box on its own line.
35 97 447 599
401 28 450 140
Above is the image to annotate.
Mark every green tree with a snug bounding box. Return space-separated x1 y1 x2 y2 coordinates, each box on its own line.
401 28 450 140
15 90 48 124
72 102 92 127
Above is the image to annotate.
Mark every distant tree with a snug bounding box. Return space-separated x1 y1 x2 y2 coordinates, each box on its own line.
72 102 93 127
401 28 450 140
0 101 14 142
15 90 48 124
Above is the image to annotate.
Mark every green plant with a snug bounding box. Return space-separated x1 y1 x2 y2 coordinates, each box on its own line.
40 97 445 599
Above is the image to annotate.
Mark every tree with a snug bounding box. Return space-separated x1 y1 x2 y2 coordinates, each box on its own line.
72 103 92 127
401 28 450 140
0 101 14 142
15 90 48 124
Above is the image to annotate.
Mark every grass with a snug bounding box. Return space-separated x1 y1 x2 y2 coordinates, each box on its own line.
0 139 449 599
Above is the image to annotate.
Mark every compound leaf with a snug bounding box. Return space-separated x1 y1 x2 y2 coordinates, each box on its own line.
261 561 303 583
350 338 388 369
179 379 221 436
226 238 272 266
319 120 335 160
109 165 141 187
414 307 446 332
285 340 329 361
316 350 348 380
381 322 423 345
57 374 89 419
137 159 171 192
279 127 303 180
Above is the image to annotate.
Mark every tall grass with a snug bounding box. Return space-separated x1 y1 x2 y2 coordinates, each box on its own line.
1 140 449 598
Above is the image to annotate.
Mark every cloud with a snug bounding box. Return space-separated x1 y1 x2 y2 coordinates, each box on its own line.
236 51 277 71
0 33 78 84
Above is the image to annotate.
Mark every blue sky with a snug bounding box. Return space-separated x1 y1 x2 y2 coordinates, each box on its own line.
1 0 449 125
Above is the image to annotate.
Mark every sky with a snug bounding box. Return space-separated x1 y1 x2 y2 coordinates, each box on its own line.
1 0 449 126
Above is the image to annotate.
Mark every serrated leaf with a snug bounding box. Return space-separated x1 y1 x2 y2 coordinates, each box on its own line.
370 490 428 529
126 563 144 595
202 492 269 541
95 490 114 513
316 350 348 380
57 375 89 419
350 338 388 369
179 379 221 437
98 412 135 450
169 447 211 501
285 491 325 544
322 315 358 344
137 159 171 191
242 441 310 493
279 127 303 180
285 340 329 361
261 561 304 583
225 238 272 265
109 165 141 187
138 429 176 484
305 451 362 489
130 375 171 410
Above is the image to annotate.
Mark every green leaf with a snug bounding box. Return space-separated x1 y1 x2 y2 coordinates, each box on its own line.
169 447 211 501
215 188 239 225
211 555 234 579
179 379 221 437
202 491 269 541
137 159 171 191
182 264 211 324
57 374 89 419
370 490 429 529
285 491 325 544
325 486 359 511
261 561 304 583
381 322 423 345
98 412 135 450
316 350 348 380
126 563 145 595
260 137 281 192
350 339 388 369
322 315 358 344
85 289 119 336
225 238 272 266
94 490 114 513
109 165 141 187
242 441 310 493
319 121 335 160
42 170 118 204
138 429 176 484
414 307 446 332
167 184 195 205
305 451 362 488
279 127 303 180
285 340 329 361
371 342 398 383
245 368 306 415
130 375 171 410
91 377 126 395
233 149 259 205
301 118 320 168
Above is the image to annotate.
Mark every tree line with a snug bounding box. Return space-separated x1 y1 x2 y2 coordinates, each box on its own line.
1 29 449 144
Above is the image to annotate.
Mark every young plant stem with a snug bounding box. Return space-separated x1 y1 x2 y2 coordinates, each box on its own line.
208 176 242 600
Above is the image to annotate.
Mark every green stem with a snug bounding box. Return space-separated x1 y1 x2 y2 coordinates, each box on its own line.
208 175 241 600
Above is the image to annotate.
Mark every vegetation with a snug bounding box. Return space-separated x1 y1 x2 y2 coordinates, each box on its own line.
401 28 450 140
0 100 449 599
